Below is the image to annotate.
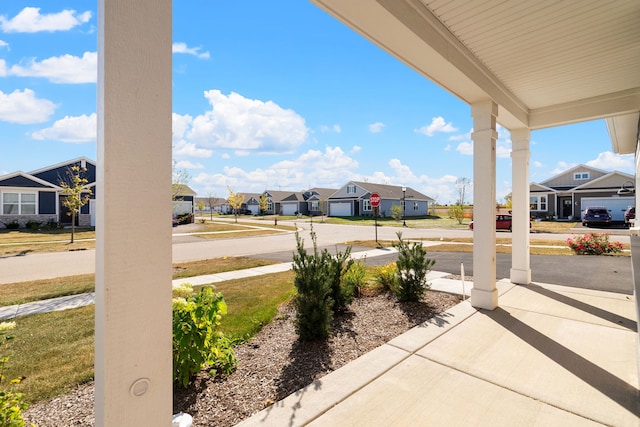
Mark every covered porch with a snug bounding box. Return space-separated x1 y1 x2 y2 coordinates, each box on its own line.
96 0 639 425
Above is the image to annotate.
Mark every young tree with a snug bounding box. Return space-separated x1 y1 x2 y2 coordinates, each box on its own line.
207 193 216 220
504 192 513 210
455 177 471 206
227 186 245 223
258 193 269 215
59 165 92 243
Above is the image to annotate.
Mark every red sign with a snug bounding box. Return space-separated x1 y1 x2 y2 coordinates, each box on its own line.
370 193 381 207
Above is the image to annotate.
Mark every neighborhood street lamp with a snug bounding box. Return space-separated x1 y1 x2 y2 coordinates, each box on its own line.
402 186 407 227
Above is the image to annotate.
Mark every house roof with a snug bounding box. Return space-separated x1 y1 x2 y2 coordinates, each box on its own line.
572 171 635 192
304 187 337 201
0 171 62 190
341 181 435 202
172 184 197 196
311 0 640 153
28 156 96 176
264 190 299 202
539 164 608 187
529 183 555 193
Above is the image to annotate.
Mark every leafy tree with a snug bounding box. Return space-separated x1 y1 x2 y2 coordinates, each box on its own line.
448 204 465 225
504 192 512 210
59 165 92 243
227 186 245 223
258 193 269 215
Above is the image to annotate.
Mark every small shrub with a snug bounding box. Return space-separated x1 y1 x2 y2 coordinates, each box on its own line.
0 321 29 427
342 258 367 297
292 229 333 341
566 233 623 255
25 220 41 231
392 232 435 302
3 221 19 230
327 246 355 313
172 284 236 388
390 205 403 222
374 262 398 292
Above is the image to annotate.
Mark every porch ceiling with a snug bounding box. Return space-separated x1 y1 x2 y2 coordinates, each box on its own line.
311 0 640 152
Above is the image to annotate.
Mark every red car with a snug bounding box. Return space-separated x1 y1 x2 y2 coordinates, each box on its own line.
469 214 530 232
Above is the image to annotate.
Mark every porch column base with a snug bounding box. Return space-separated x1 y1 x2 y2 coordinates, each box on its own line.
470 287 498 310
510 268 531 285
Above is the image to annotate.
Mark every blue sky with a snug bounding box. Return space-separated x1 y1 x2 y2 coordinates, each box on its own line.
0 1 634 204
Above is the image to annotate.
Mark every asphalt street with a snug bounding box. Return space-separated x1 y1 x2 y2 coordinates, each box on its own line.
0 220 633 294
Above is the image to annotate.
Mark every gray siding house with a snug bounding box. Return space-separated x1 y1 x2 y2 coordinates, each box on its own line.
530 164 634 221
327 181 434 217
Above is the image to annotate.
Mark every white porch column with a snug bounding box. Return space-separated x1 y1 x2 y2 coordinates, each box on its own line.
471 100 498 310
510 128 531 285
96 1 173 426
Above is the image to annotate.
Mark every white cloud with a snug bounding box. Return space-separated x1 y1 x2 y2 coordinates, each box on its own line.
319 124 341 133
0 89 56 123
444 144 451 151
456 141 473 155
31 113 96 142
192 146 358 195
350 145 361 154
586 151 634 173
172 113 193 140
221 153 230 159
172 140 213 158
0 40 8 49
174 160 204 169
10 51 96 83
415 116 457 137
0 59 6 76
533 161 543 167
550 161 576 176
186 90 308 154
0 7 91 33
172 42 210 59
368 122 385 133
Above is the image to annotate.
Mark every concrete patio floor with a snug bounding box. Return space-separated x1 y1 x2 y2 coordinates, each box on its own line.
237 280 639 426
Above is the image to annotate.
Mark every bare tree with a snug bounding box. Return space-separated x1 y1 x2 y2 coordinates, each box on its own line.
455 177 471 206
207 193 216 219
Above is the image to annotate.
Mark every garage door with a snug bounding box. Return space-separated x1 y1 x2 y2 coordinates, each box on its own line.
329 202 351 217
581 197 634 221
281 203 297 215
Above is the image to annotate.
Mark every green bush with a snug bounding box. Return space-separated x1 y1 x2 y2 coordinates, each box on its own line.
0 321 29 427
25 220 41 231
3 222 19 230
342 258 367 297
374 262 398 292
172 284 236 388
327 246 355 313
292 230 334 341
392 232 435 302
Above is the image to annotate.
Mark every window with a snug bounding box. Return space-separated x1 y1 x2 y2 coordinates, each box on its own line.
2 192 36 215
363 200 371 211
574 172 590 180
347 184 356 194
413 202 419 211
529 195 547 211
310 201 319 211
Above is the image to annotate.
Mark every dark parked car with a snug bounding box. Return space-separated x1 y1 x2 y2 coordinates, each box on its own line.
582 206 611 227
469 214 530 232
624 206 635 227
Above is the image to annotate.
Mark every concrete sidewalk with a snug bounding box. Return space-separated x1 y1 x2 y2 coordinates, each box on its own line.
237 280 639 426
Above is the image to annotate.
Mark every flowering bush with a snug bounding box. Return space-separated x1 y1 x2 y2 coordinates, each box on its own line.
0 321 30 427
566 233 623 255
172 283 236 387
373 262 398 292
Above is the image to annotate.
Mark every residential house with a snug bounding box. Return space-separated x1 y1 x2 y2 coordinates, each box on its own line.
0 157 96 228
172 184 196 223
260 190 301 215
327 181 435 217
530 164 634 221
303 187 336 216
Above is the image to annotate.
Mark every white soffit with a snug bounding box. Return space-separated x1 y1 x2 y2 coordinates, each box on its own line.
311 0 640 135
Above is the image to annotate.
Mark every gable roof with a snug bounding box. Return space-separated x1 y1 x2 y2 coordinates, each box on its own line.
0 171 62 190
539 164 608 187
572 171 635 192
304 187 337 201
529 182 556 193
264 190 298 202
28 156 96 176
348 181 435 202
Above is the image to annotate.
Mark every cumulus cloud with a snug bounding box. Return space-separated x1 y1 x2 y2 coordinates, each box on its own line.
0 59 6 76
0 40 8 49
586 151 634 173
368 122 385 133
186 90 308 154
0 7 91 33
415 116 457 137
350 145 361 154
456 141 473 155
192 146 358 195
172 42 210 59
172 140 213 158
533 161 543 167
174 160 204 169
9 51 96 83
0 89 56 123
31 113 96 142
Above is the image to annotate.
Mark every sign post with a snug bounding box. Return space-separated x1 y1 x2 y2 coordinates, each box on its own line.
370 193 381 244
